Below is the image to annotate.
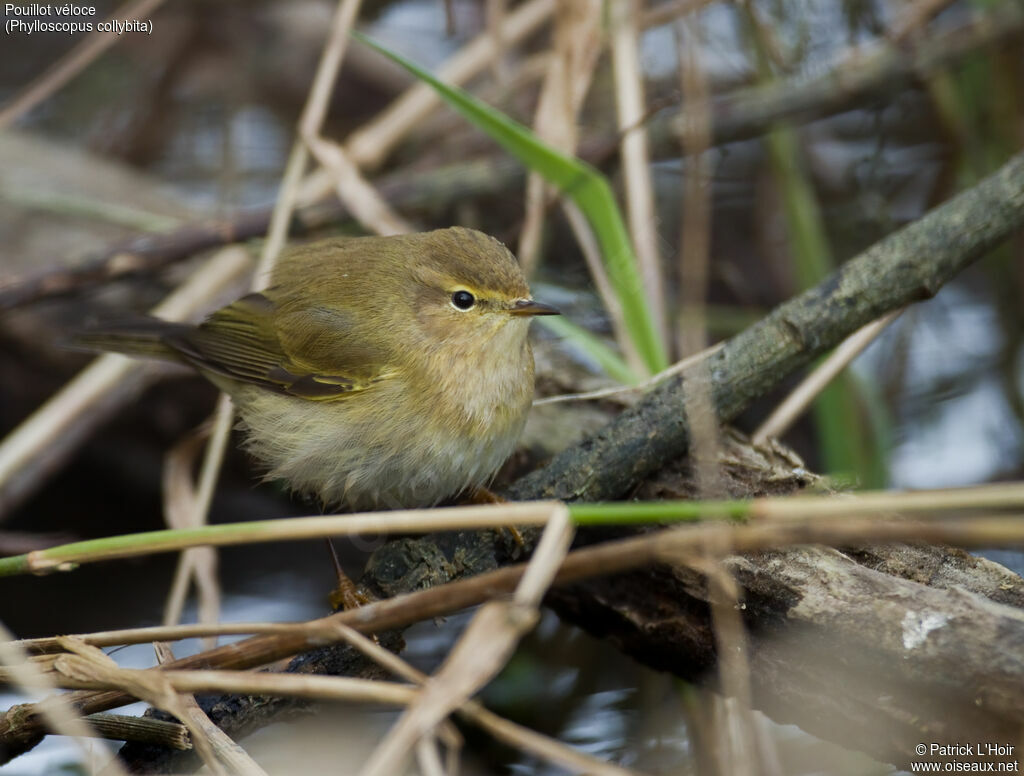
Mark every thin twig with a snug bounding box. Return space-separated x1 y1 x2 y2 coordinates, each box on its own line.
611 0 668 354
360 504 574 775
81 712 190 749
54 663 419 706
518 0 601 273
751 309 904 445
0 622 130 776
313 621 640 775
533 341 723 405
6 511 1024 751
300 0 412 236
153 642 266 776
53 639 228 775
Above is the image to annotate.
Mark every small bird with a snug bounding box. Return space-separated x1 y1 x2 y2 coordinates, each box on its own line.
74 227 558 511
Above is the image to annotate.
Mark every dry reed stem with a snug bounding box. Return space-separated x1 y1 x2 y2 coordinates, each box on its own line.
0 246 252 524
691 555 763 776
359 504 574 776
17 623 337 655
752 309 904 445
162 430 206 628
299 0 411 236
161 415 221 648
890 0 962 42
611 0 668 357
672 15 723 501
79 713 189 749
152 642 267 776
15 501 561 574
561 200 647 373
675 16 714 358
487 0 509 84
533 341 723 405
56 638 229 775
10 483 1024 576
296 0 556 208
0 622 129 776
0 0 166 130
642 0 722 28
672 26 748 768
518 0 601 272
415 736 448 776
7 511 1024 750
52 662 420 707
317 620 641 775
24 621 626 772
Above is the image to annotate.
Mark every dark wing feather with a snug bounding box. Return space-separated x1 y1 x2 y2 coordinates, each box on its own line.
166 293 381 401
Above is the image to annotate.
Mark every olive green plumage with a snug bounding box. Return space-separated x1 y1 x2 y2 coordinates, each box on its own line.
74 227 558 509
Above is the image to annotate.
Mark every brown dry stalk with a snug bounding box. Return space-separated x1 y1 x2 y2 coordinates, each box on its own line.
359 505 574 775
752 308 904 445
316 620 640 775
53 660 418 708
611 0 668 355
5 511 1024 750
0 623 130 776
152 641 265 776
299 1 410 236
518 0 601 272
56 638 230 775
161 416 221 645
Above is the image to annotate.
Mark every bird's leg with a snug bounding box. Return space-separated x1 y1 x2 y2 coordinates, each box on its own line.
324 537 372 611
465 487 525 549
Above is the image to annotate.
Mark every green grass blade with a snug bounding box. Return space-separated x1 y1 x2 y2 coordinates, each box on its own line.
538 315 638 386
353 31 668 375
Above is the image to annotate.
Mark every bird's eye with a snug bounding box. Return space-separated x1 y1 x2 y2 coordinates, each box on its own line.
450 290 476 311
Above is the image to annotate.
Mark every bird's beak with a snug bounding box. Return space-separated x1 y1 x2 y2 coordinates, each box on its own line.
508 299 561 316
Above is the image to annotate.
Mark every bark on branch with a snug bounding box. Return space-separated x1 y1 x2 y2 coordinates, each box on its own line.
512 151 1024 502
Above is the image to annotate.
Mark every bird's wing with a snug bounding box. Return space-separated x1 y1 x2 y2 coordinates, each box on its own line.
166 292 385 401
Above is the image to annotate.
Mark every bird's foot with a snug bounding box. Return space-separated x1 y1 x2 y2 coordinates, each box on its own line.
465 487 525 551
324 537 374 611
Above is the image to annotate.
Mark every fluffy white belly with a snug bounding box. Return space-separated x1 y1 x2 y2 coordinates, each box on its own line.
231 380 526 510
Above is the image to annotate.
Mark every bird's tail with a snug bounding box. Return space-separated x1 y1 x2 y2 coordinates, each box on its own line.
65 316 191 362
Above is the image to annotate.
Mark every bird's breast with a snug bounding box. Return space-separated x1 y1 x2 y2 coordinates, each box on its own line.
424 339 535 438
